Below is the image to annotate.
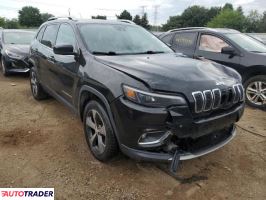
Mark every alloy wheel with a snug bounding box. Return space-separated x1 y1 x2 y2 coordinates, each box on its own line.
30 71 38 96
86 109 106 154
246 81 266 106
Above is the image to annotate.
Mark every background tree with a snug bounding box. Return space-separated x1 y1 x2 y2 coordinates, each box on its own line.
181 6 209 27
140 13 150 29
207 7 222 20
41 13 54 23
259 12 266 32
92 15 107 20
162 15 183 31
116 10 132 20
0 17 5 28
5 19 20 29
133 15 141 25
207 8 246 31
18 6 42 27
223 3 233 10
245 10 262 32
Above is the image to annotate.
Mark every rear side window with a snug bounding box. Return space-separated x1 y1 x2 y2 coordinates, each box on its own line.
161 33 174 44
41 24 59 48
56 24 76 48
36 26 45 42
173 32 197 50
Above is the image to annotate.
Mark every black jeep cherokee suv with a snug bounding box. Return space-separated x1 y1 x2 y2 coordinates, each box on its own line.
159 28 266 109
29 18 244 167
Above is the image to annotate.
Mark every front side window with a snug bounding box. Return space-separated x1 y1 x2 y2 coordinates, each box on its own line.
199 34 230 53
41 24 59 48
36 26 45 42
3 31 35 45
78 24 173 55
173 32 197 50
56 24 76 48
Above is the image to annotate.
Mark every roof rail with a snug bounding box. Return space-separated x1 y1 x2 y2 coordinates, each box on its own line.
167 27 207 32
47 16 74 21
117 19 135 25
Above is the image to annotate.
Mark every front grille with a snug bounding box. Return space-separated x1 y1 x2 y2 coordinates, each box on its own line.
192 84 244 113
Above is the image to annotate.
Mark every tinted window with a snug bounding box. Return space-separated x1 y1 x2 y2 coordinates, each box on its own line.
36 26 45 42
199 34 230 53
41 24 59 48
3 31 35 45
161 33 173 44
173 32 197 50
56 24 76 48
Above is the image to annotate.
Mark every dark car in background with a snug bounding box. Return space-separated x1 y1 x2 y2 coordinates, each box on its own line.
0 30 35 76
159 28 266 109
28 18 244 169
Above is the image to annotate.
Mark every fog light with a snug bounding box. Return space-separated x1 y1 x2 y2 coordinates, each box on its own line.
138 130 172 148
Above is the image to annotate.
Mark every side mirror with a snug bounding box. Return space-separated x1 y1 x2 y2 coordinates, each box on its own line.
221 46 236 55
53 44 76 55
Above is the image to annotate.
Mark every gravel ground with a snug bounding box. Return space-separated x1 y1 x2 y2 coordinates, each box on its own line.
0 74 265 200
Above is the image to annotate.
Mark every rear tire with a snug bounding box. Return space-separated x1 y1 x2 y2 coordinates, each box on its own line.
30 68 49 100
83 100 118 162
244 75 266 110
1 56 10 76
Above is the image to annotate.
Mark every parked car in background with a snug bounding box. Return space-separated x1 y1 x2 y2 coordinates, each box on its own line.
28 18 244 170
0 29 35 76
159 28 266 109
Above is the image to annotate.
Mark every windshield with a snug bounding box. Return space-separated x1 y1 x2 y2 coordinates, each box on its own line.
3 31 35 45
226 33 266 53
78 24 173 55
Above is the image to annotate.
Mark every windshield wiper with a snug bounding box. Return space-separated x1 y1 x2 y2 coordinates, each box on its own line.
92 51 117 56
134 50 166 55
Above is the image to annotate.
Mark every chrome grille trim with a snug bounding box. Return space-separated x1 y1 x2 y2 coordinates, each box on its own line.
192 91 204 113
192 84 243 113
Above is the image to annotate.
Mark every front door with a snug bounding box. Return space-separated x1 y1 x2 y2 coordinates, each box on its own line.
195 33 241 72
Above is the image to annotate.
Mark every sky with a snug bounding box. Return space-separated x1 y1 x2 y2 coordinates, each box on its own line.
0 0 265 25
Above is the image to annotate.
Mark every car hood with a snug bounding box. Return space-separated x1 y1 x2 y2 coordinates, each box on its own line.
96 53 241 97
5 44 30 57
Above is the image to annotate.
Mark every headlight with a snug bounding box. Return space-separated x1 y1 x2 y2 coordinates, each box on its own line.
122 85 186 107
5 49 23 59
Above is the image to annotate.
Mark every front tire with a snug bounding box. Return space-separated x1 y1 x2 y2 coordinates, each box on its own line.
83 100 118 162
244 75 266 109
1 56 10 76
30 68 49 100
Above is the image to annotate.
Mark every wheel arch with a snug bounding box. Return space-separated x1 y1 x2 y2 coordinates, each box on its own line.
78 85 121 143
242 65 266 83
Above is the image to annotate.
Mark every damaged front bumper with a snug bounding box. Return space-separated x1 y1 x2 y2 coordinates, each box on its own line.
111 97 244 163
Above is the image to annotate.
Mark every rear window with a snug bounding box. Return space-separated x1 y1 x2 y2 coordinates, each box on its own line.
41 24 59 48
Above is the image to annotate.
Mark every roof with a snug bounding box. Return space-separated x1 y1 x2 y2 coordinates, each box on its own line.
166 27 240 34
45 17 136 26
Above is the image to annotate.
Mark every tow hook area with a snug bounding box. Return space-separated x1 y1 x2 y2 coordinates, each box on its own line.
170 150 181 173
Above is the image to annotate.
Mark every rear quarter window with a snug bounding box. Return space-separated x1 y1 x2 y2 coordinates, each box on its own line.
173 32 197 51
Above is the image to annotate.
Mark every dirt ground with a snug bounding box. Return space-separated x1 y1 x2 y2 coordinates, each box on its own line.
0 73 265 200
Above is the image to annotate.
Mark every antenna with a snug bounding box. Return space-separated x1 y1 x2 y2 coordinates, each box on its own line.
68 8 71 17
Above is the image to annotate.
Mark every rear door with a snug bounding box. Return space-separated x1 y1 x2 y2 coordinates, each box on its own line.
38 24 59 89
172 31 198 57
52 23 80 104
194 33 241 70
